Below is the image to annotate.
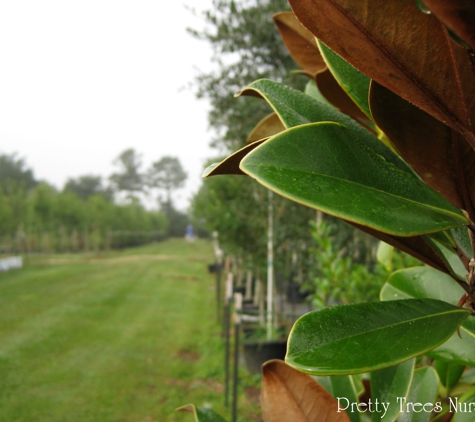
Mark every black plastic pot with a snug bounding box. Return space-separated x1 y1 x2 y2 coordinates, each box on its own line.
242 339 287 374
207 263 222 274
286 283 308 304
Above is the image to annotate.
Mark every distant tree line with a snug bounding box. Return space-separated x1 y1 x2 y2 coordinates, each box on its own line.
0 150 188 253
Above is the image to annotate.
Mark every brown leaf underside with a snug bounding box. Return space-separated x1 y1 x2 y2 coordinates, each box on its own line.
423 0 475 52
273 11 326 75
288 0 475 150
261 360 350 422
204 140 265 177
370 81 475 219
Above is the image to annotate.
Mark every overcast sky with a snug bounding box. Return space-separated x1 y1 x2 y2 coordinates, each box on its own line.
0 1 218 210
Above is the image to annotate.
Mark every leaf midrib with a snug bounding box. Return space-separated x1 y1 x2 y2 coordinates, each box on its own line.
244 162 465 221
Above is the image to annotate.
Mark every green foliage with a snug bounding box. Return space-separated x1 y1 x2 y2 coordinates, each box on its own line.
287 300 470 375
63 174 112 201
0 179 167 252
0 150 187 251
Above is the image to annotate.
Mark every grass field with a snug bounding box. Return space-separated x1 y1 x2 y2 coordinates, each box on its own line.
0 239 259 422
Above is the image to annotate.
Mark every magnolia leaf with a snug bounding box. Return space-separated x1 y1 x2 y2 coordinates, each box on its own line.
380 267 464 305
370 81 475 213
316 70 368 124
396 366 439 422
261 360 350 422
237 79 414 175
286 299 470 375
240 123 468 236
423 0 475 51
370 359 414 422
288 0 475 150
202 140 265 178
273 11 326 75
434 360 465 392
246 113 285 144
317 41 371 118
176 404 228 422
380 267 475 366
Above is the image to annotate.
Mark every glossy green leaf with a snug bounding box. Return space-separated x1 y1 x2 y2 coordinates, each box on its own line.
237 79 412 174
286 299 470 376
380 267 475 365
331 376 361 422
380 267 463 305
241 123 468 236
176 404 228 422
371 359 414 422
396 367 439 422
317 41 371 118
315 70 369 124
434 360 465 391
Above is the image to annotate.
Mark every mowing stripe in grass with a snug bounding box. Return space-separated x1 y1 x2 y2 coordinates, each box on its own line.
0 239 232 422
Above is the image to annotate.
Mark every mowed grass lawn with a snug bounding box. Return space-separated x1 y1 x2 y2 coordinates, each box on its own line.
0 238 242 422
